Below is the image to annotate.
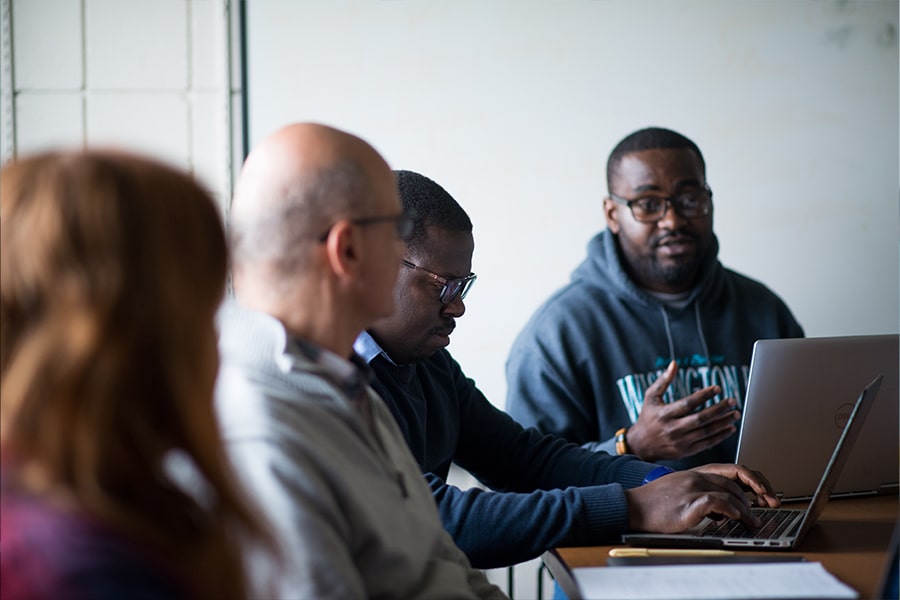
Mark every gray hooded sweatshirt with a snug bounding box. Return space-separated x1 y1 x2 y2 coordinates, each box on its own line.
506 229 803 470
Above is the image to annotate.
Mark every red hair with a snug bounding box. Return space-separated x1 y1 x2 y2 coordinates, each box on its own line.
1 149 276 598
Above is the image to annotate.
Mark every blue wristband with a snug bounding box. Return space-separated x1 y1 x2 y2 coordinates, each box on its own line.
642 465 675 485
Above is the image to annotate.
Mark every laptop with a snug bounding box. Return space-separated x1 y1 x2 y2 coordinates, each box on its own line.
735 334 898 501
622 374 882 550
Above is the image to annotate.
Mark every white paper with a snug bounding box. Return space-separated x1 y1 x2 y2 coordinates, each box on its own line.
572 561 858 599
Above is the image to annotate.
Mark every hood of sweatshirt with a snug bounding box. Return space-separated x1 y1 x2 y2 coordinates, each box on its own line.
571 229 724 367
572 228 722 308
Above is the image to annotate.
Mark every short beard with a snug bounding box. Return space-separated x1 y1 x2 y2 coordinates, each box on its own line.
631 244 707 292
655 259 701 290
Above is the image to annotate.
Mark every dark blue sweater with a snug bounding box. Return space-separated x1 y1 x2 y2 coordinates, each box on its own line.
356 332 657 568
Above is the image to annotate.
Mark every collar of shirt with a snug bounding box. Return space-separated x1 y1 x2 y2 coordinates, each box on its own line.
353 330 399 366
287 335 373 400
645 288 693 310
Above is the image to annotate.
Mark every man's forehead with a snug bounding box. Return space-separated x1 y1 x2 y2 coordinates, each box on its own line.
411 227 474 269
617 147 701 169
612 148 704 188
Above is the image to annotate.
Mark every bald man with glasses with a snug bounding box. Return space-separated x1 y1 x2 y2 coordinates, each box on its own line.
354 169 780 571
216 124 505 599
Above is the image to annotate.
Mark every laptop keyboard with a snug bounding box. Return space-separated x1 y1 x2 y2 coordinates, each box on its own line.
699 509 799 539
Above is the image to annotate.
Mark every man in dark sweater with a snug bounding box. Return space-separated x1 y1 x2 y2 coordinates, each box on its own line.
354 169 779 569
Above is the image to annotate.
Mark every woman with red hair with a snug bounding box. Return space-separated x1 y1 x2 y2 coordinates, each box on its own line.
0 150 277 599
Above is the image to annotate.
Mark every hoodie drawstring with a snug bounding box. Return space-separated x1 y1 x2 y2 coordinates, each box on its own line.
658 303 712 369
659 306 676 364
694 302 712 369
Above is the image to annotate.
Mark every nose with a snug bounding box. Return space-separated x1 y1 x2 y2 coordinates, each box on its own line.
656 198 688 230
441 294 466 318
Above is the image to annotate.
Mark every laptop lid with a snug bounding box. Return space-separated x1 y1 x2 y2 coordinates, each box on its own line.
622 375 882 550
785 373 883 547
735 334 898 501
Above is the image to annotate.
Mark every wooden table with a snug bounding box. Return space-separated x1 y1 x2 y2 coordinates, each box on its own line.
542 494 898 599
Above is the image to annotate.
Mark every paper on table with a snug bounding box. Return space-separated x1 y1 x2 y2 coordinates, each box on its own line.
572 561 858 599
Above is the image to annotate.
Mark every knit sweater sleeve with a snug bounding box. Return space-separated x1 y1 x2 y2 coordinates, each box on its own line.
438 352 656 568
426 472 630 568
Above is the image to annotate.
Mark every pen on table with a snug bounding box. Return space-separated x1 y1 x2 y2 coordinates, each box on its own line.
609 548 735 557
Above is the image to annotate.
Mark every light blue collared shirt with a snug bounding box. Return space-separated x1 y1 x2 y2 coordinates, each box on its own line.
354 330 400 366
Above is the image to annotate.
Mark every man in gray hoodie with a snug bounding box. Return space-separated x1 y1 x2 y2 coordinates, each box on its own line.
507 127 803 470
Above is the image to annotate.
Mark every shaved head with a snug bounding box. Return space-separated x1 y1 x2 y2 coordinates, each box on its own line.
230 123 392 283
228 123 403 352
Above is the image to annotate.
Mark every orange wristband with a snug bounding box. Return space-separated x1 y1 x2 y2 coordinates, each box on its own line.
615 427 628 455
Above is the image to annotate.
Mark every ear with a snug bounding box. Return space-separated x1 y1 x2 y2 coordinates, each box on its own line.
603 197 622 234
322 219 360 278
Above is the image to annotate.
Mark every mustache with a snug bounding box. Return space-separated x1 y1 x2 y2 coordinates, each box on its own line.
430 320 456 336
653 229 698 247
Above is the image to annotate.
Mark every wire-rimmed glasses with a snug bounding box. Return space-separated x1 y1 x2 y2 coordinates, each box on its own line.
401 259 477 305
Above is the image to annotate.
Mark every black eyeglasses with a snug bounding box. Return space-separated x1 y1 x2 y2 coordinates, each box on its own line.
401 259 477 305
609 184 713 223
318 210 416 242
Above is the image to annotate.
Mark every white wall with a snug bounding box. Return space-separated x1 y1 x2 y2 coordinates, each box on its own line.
1 0 242 215
246 0 900 410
